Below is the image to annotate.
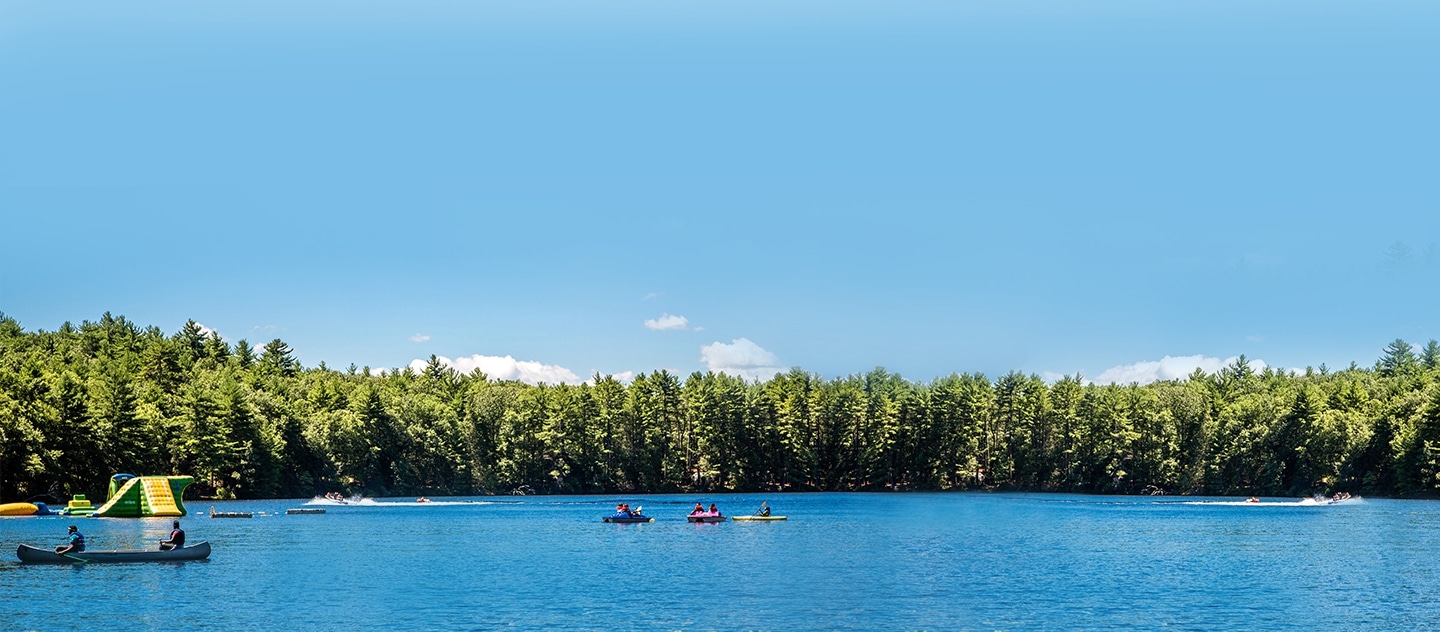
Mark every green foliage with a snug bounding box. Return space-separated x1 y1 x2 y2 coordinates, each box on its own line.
4 313 1440 500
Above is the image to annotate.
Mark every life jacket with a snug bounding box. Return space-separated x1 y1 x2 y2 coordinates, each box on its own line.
70 532 85 552
170 529 186 546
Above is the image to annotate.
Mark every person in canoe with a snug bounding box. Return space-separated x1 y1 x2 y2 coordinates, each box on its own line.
55 525 85 555
159 520 186 551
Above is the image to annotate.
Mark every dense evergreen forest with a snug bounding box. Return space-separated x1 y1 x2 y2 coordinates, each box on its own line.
3 312 1440 502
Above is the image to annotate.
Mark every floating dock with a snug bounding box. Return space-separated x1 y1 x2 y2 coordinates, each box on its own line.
286 508 326 515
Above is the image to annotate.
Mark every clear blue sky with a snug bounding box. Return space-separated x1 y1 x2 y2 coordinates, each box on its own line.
2 0 1437 384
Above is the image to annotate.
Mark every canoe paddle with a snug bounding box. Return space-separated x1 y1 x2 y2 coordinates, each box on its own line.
60 552 88 564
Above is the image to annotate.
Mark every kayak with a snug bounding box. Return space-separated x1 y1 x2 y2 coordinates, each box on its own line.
687 515 727 523
17 541 211 564
602 516 653 523
730 515 787 521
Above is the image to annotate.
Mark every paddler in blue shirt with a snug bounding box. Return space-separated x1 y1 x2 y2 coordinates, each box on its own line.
55 525 85 555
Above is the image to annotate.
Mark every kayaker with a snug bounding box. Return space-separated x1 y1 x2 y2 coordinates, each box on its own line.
55 525 85 555
159 520 185 551
758 502 770 517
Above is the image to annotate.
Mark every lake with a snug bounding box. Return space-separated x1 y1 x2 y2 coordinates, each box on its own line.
3 492 1438 630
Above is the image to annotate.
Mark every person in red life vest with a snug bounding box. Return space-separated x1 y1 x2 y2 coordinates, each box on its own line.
159 520 186 551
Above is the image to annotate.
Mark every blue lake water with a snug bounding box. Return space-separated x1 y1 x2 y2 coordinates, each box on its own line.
3 492 1439 630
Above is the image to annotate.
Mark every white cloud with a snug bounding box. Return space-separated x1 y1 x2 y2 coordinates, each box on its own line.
410 334 431 343
408 354 582 385
644 313 690 331
1090 355 1269 386
641 292 661 301
193 322 217 337
586 370 636 385
700 338 785 382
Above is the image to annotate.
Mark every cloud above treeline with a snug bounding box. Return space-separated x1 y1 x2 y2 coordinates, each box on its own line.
644 313 690 331
1086 354 1270 386
407 354 583 385
410 334 431 343
700 338 785 382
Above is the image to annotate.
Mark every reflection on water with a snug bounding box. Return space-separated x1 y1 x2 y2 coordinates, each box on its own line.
3 492 1438 630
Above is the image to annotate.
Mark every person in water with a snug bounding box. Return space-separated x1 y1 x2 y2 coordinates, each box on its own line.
55 525 85 555
159 520 186 551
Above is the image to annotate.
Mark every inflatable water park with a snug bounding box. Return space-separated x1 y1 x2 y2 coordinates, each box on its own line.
1 474 194 518
82 473 194 517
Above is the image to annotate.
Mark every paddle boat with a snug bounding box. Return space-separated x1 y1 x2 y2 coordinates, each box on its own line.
687 511 726 523
17 541 211 564
603 503 651 523
602 514 654 523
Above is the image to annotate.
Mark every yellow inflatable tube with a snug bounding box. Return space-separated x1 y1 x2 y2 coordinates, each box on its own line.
0 502 39 516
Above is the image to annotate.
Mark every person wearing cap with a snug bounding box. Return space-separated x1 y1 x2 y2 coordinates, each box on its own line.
55 525 85 555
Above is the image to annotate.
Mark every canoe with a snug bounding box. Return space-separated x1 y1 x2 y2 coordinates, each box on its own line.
17 541 211 564
602 516 654 523
730 515 787 521
687 515 727 523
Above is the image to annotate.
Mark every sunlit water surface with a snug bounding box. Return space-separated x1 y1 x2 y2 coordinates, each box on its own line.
3 493 1438 630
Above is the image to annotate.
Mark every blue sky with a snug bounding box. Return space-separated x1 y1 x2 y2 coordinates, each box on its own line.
2 0 1437 384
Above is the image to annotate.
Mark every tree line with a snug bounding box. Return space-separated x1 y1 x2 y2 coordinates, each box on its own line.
3 312 1440 502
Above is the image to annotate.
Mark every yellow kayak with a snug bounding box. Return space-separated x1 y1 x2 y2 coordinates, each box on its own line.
730 515 787 521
